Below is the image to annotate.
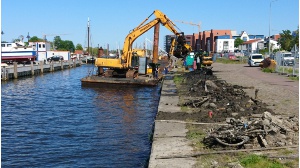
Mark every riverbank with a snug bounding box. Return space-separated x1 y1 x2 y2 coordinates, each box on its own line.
149 63 299 167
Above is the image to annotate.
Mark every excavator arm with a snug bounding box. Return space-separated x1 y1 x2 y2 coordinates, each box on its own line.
95 10 191 76
121 19 161 67
95 18 161 69
122 9 191 67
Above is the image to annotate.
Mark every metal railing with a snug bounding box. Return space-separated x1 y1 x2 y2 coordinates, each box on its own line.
274 55 299 77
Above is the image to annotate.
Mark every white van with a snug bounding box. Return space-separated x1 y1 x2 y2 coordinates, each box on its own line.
248 54 264 67
275 51 294 66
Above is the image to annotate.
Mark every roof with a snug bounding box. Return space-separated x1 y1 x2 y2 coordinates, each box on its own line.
74 50 84 54
243 39 262 44
196 29 232 40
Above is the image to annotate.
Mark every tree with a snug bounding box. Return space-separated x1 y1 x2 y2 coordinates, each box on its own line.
53 36 62 50
234 38 244 48
278 30 294 51
29 36 43 42
76 44 83 50
62 40 75 52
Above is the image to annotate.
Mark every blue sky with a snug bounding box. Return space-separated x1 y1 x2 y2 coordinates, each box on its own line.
1 0 299 50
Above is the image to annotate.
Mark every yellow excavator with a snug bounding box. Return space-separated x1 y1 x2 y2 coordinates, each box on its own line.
95 10 191 78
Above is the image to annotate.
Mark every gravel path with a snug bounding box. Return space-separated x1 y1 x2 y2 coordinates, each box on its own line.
212 62 299 116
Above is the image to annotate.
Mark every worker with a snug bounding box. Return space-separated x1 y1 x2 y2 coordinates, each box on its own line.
164 66 169 74
195 50 202 70
155 66 159 79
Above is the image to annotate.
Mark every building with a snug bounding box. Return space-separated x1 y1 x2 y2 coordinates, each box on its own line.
242 39 264 54
29 41 71 61
71 50 84 59
164 29 281 55
165 29 235 53
29 41 51 61
214 35 235 53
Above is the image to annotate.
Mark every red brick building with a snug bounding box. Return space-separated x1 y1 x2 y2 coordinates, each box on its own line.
165 29 233 53
194 29 232 52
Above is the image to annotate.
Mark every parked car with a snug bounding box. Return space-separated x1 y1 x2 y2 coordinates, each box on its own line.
248 54 264 67
228 53 237 60
47 55 64 62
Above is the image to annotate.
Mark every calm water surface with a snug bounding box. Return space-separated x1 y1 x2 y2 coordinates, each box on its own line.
1 64 161 167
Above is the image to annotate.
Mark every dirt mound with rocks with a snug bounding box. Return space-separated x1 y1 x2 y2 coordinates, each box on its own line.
157 69 274 123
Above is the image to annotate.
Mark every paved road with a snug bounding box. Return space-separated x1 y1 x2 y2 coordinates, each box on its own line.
212 63 299 116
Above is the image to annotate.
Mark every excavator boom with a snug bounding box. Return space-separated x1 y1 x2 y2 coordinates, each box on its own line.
95 10 192 78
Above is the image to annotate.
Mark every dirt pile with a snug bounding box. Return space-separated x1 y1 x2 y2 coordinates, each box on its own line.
157 68 274 123
156 68 299 148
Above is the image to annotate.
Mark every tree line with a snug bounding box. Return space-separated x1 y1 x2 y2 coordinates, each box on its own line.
27 36 113 56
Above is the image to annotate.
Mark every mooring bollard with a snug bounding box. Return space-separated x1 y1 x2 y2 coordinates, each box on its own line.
61 61 63 70
40 61 44 74
13 62 18 79
31 61 34 76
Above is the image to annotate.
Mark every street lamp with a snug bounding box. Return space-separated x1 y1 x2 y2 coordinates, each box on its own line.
26 32 30 43
269 0 277 56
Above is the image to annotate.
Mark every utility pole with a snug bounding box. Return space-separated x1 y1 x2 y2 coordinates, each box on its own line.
269 0 277 56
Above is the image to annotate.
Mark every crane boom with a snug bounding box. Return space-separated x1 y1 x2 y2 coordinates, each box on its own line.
174 20 201 32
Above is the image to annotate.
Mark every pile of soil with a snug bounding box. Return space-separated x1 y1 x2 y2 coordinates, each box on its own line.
157 68 273 123
157 67 299 148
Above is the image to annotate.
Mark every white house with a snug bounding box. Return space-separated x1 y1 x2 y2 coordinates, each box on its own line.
266 39 280 51
47 51 70 61
243 39 265 54
214 35 235 53
29 41 70 61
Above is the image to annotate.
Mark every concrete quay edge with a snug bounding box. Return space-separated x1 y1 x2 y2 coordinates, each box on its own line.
148 73 196 168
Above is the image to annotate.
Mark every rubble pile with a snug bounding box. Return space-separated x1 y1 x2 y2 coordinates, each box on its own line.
178 69 274 122
173 69 298 148
203 112 299 148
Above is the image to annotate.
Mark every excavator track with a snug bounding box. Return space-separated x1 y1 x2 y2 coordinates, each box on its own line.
126 69 138 79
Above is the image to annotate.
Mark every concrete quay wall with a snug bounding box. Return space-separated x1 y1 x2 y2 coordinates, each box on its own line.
148 74 196 168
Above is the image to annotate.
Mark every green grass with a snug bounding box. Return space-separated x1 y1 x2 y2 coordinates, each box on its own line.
215 58 246 64
289 76 299 80
173 74 185 85
278 67 299 74
186 125 207 149
240 154 285 168
262 67 276 73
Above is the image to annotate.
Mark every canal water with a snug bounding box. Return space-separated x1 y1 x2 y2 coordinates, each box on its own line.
1 64 161 167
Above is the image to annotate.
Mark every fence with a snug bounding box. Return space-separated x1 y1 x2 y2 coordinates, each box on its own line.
274 54 299 77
